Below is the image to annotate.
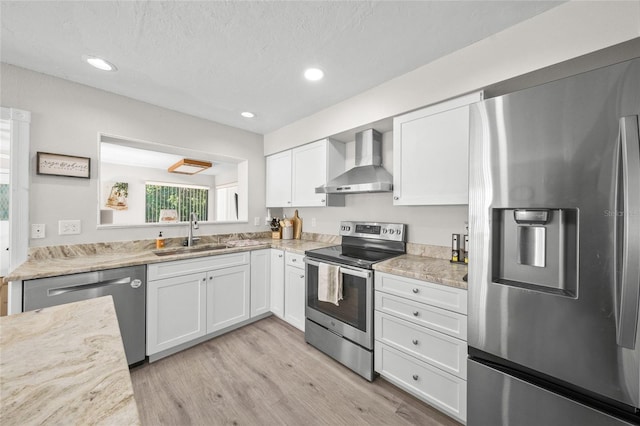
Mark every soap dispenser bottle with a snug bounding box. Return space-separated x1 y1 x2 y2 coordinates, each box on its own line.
156 232 165 249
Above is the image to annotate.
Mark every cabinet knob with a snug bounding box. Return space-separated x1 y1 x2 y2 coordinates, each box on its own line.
287 201 291 204
292 258 296 262
278 254 283 258
412 339 419 345
300 274 305 279
321 199 325 203
202 278 206 282
209 276 213 280
394 196 399 200
413 311 419 317
412 374 419 381
412 288 419 294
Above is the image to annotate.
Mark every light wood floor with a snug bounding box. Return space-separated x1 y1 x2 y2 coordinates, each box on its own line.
130 316 462 426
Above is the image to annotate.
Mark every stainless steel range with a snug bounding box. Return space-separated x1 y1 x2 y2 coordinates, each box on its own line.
304 221 406 381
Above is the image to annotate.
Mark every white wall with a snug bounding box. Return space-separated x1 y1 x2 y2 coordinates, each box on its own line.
264 2 640 154
265 1 640 247
0 64 267 246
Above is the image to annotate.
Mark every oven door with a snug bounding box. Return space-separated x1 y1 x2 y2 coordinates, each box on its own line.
305 257 373 349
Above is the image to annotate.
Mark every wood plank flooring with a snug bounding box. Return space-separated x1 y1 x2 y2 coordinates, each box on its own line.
130 316 462 426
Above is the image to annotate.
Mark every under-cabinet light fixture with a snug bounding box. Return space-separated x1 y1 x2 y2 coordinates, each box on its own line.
168 158 212 175
241 111 255 118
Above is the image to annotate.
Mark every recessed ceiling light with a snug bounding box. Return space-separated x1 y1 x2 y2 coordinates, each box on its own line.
304 68 324 81
241 111 255 118
84 55 117 72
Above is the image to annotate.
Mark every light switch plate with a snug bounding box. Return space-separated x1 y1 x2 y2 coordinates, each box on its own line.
254 217 260 226
59 220 81 235
31 224 45 239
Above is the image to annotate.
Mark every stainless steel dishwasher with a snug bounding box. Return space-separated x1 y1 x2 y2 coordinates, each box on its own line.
23 265 146 366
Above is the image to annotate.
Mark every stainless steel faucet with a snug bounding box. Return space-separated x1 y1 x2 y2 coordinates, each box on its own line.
187 212 199 246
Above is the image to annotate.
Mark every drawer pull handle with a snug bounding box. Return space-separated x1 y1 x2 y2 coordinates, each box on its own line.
412 288 419 294
292 258 297 262
300 275 305 279
279 254 283 258
412 311 419 317
412 374 419 381
412 339 419 345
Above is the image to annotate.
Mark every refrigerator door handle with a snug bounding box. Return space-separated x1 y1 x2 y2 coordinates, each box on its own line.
616 115 640 349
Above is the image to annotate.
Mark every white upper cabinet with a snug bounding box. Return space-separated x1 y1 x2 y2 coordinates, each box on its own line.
266 150 292 208
265 138 345 208
393 92 483 206
291 138 345 207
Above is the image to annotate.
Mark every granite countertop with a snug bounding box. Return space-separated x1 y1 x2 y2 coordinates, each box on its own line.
6 233 465 291
5 238 335 282
374 254 468 290
0 296 140 425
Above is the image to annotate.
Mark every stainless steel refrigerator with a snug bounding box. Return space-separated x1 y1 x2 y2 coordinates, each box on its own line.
468 57 640 425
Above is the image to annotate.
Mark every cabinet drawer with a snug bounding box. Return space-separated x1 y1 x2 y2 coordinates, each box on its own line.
148 252 250 281
375 291 467 340
375 311 467 379
375 342 466 423
375 272 467 314
285 251 305 268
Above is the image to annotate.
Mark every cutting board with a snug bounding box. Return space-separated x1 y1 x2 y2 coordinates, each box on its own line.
292 210 302 239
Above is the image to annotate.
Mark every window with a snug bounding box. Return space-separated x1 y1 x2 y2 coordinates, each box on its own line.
145 182 209 223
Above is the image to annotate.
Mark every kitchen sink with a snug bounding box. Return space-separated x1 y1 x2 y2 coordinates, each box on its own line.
152 244 229 256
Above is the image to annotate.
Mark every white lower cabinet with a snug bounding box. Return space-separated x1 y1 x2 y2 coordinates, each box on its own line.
284 252 306 331
147 272 207 355
374 271 468 423
147 251 265 359
206 264 250 333
375 343 467 421
250 249 271 318
269 250 306 331
269 249 285 318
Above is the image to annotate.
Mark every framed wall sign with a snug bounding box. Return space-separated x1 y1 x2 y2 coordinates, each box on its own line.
37 152 91 178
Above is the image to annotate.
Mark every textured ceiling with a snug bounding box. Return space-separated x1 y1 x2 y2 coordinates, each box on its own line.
1 1 562 134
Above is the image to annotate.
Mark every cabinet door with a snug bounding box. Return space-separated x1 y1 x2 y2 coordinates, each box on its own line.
206 265 250 333
291 139 345 207
393 92 482 205
147 272 206 355
265 150 292 207
250 249 271 317
270 249 285 318
284 265 305 331
375 342 467 423
291 140 328 207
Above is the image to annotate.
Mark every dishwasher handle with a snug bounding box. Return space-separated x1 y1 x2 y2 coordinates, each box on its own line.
47 277 138 296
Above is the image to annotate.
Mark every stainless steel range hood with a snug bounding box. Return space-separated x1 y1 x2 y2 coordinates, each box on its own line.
315 129 393 194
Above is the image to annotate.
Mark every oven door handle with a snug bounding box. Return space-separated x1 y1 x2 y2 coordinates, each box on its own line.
304 258 372 279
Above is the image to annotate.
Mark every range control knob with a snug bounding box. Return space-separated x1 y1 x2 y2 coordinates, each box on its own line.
388 229 395 235
382 228 388 234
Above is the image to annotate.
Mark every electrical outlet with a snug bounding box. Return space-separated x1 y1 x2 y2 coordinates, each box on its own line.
311 218 317 227
254 217 260 226
31 224 45 239
59 220 81 235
